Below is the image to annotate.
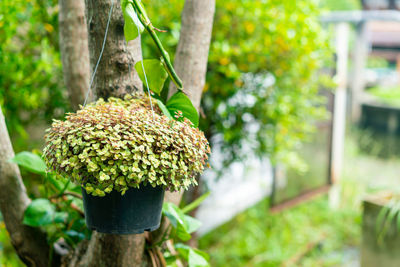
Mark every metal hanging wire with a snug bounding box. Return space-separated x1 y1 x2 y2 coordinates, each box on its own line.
83 0 155 121
134 15 155 119
83 0 115 106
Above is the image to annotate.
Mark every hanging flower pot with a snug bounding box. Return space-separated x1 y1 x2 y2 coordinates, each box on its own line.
81 184 165 234
43 93 210 234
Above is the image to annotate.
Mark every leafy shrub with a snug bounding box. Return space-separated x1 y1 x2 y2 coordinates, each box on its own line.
43 93 210 196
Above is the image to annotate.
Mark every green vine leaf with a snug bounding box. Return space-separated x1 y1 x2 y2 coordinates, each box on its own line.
166 92 199 127
23 199 56 227
9 151 46 175
128 0 184 90
184 215 202 234
156 99 172 120
122 0 144 41
175 243 210 267
135 59 168 95
188 249 210 267
163 202 202 241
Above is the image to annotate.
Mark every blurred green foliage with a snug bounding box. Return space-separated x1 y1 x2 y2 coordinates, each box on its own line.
199 191 361 266
0 220 24 267
0 0 69 151
322 0 361 10
146 0 331 170
367 56 390 69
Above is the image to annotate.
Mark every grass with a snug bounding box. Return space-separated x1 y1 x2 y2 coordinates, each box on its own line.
199 186 361 267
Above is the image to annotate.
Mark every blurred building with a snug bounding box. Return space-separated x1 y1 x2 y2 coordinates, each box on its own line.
362 0 400 10
368 21 400 63
363 21 400 88
362 0 400 86
359 0 400 134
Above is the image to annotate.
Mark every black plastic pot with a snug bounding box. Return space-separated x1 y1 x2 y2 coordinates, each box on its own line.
82 184 165 234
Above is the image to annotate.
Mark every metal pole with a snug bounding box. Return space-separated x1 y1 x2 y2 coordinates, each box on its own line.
329 22 350 209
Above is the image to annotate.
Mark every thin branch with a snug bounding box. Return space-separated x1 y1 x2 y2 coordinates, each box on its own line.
280 235 325 267
154 27 167 33
50 196 84 217
68 203 84 217
148 249 158 267
49 191 82 200
154 247 167 267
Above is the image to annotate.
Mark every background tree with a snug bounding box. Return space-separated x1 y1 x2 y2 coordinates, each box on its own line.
59 0 90 111
0 0 68 151
0 107 52 267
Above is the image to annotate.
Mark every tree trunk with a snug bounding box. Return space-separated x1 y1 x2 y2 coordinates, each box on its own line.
62 1 147 266
0 107 53 267
157 0 216 242
59 0 90 110
76 232 146 267
168 0 216 110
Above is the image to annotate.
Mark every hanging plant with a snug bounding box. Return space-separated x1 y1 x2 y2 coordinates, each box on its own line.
42 0 210 234
43 93 210 196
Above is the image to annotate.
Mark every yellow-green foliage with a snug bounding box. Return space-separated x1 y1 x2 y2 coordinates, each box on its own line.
43 94 210 196
145 0 331 171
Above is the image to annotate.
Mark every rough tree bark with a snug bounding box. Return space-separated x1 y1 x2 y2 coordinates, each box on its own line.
63 1 147 266
86 0 141 100
0 107 53 267
59 0 90 110
59 0 142 110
